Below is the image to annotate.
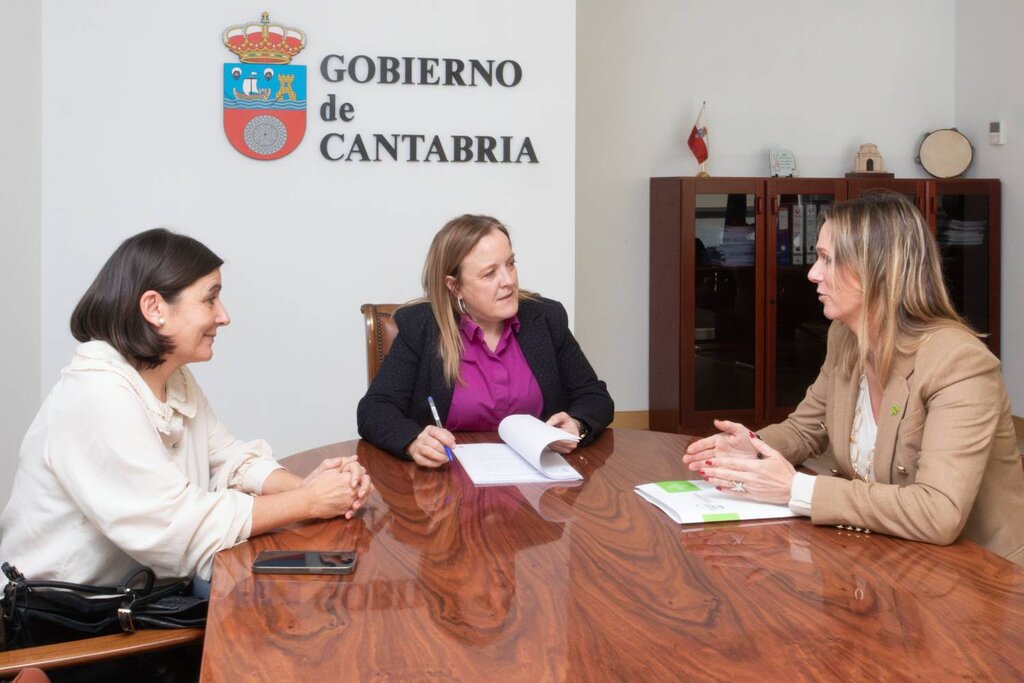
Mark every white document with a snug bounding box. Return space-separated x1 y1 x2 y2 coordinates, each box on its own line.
635 480 798 524
454 414 582 485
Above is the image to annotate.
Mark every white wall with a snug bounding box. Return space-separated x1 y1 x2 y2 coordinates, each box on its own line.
576 0 957 410
0 1 42 505
955 0 1024 409
7 1 1019 514
39 0 575 459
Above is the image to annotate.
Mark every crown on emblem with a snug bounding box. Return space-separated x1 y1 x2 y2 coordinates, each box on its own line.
223 11 306 64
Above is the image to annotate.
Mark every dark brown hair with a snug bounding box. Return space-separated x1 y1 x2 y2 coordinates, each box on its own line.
70 228 224 369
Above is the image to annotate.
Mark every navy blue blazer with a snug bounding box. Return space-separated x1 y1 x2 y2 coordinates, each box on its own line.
356 297 614 458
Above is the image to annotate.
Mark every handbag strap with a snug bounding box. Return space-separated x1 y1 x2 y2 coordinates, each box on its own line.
118 579 200 633
116 567 156 595
4 563 160 598
2 563 23 584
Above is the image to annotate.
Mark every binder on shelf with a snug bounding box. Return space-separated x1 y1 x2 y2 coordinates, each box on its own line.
791 203 805 265
777 206 791 266
805 203 819 264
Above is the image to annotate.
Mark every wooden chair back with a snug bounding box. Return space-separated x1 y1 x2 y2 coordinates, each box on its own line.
360 304 400 385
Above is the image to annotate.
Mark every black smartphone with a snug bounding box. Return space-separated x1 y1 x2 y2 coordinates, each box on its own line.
252 550 358 575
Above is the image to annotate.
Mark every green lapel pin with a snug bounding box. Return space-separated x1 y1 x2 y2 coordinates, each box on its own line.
891 405 900 416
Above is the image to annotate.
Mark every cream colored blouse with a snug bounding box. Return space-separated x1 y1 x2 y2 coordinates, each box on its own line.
0 341 283 583
849 372 878 482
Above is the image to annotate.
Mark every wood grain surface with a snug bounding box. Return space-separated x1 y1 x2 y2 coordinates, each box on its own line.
200 429 1024 682
0 628 204 676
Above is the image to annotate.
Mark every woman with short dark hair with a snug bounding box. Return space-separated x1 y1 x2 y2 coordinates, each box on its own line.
0 228 373 585
69 228 225 368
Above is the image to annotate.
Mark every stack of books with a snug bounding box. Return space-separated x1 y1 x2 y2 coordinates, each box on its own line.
938 218 986 246
708 224 755 266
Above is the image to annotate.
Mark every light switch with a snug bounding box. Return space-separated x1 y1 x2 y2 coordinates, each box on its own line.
990 121 1005 145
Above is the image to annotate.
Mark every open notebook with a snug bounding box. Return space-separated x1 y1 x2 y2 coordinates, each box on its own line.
454 415 583 485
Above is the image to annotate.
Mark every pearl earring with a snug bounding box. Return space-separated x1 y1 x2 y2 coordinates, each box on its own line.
157 317 165 327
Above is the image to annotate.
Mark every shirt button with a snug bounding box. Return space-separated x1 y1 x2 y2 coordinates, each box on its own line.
172 443 180 449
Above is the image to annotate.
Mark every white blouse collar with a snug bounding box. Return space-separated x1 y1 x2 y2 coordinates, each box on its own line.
70 340 198 434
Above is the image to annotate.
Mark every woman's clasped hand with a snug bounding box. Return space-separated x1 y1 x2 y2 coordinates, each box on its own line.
683 419 797 506
300 456 374 519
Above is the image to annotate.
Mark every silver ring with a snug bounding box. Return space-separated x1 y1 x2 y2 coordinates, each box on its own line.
731 480 745 493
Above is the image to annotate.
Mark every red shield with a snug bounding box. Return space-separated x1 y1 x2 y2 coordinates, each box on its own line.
223 64 306 160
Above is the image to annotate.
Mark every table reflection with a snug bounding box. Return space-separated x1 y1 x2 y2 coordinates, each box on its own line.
201 431 1024 683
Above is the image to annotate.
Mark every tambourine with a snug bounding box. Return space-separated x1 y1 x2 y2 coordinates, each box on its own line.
916 128 973 178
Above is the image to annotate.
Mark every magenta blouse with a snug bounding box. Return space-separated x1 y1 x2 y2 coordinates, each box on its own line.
445 315 544 431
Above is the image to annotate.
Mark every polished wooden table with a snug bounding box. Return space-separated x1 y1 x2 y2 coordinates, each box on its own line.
199 430 1024 681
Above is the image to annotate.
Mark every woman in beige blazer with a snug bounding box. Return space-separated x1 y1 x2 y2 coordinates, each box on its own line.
684 192 1024 564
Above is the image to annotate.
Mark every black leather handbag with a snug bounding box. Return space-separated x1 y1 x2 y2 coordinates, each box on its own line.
1 562 207 650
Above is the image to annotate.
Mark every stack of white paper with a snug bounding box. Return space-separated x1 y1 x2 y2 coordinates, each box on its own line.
454 415 582 486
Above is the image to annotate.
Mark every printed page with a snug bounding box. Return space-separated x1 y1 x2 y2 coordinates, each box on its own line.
454 443 559 485
498 415 581 480
635 480 798 524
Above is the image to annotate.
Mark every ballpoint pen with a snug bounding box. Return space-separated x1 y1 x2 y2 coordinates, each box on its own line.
427 396 455 462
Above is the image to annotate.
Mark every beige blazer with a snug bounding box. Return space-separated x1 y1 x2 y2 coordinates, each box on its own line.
760 322 1024 565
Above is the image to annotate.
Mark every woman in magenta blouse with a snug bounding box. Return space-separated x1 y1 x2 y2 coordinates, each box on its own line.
357 214 614 467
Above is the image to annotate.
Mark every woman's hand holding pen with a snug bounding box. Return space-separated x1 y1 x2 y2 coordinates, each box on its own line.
684 420 796 505
407 426 456 468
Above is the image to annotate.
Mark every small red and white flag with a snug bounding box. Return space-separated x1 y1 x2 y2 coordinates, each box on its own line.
687 102 709 164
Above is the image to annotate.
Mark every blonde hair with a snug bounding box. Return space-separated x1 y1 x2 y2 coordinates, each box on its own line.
823 192 977 384
421 214 529 386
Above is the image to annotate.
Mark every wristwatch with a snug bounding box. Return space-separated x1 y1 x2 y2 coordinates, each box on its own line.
572 417 590 440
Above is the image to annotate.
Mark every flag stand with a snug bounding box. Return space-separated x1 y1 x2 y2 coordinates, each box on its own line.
688 101 710 177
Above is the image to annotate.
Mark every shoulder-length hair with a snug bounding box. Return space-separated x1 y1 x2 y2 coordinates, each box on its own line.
70 228 224 369
823 192 977 384
419 214 531 386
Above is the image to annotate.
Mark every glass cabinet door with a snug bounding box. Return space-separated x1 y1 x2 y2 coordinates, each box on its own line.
932 180 1000 355
765 179 845 422
691 188 760 416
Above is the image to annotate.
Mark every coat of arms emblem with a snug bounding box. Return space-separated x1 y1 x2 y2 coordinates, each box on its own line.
222 12 306 160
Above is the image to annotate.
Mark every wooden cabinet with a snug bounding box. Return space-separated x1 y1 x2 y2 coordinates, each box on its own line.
649 176 1000 435
929 179 1001 356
